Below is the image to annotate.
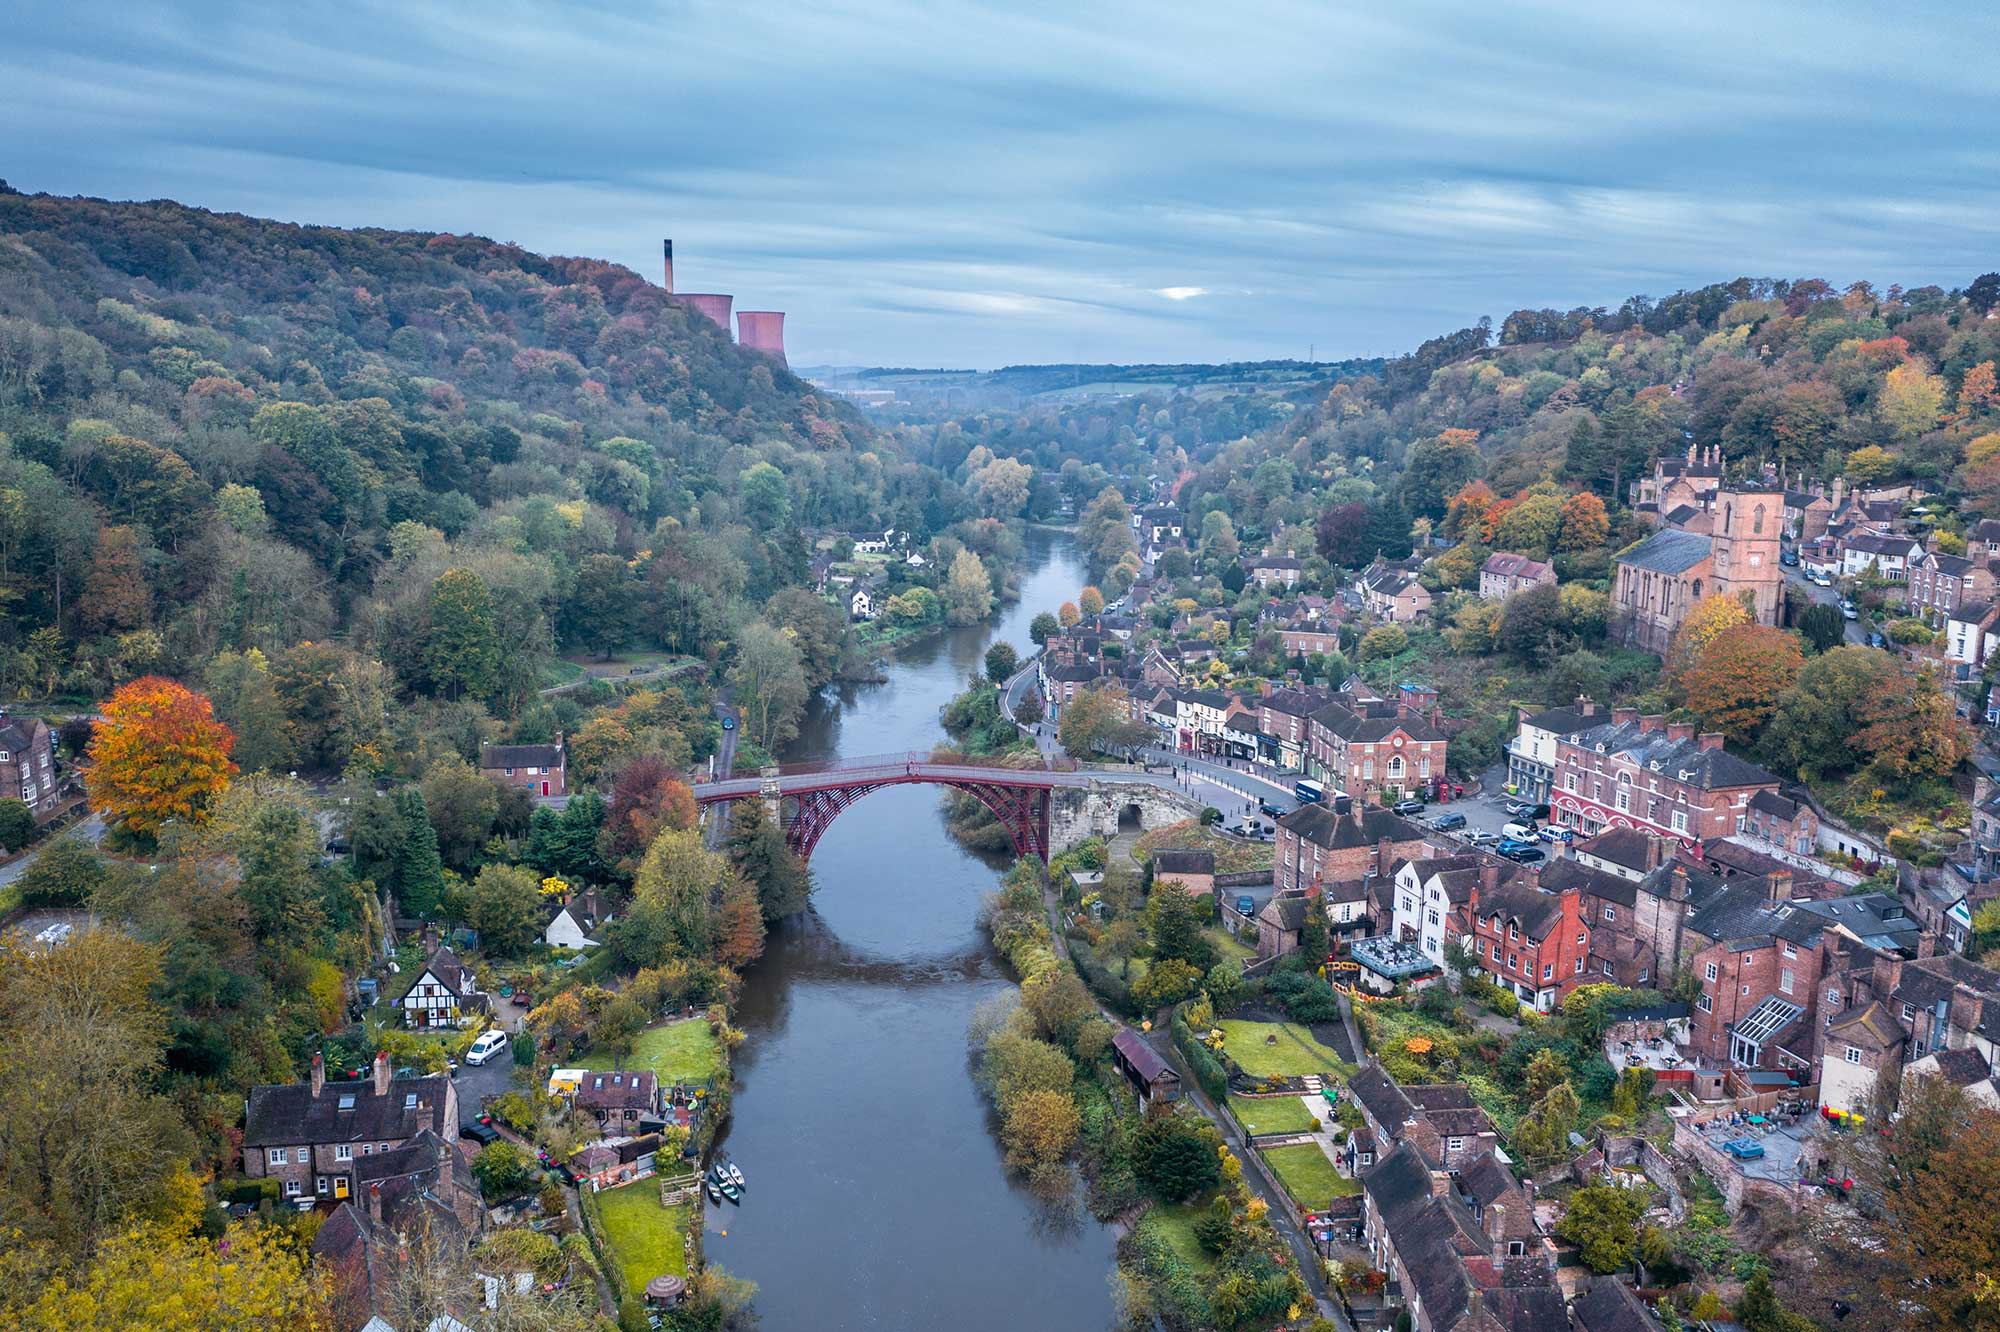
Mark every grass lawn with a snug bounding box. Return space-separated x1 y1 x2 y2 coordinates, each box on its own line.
581 1019 724 1086
1215 1020 1355 1079
1146 1199 1218 1274
1261 1143 1358 1209
1205 926 1256 965
1134 820 1274 873
592 1183 692 1302
1228 1094 1318 1136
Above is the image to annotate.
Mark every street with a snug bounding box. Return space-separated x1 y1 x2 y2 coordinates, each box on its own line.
452 1042 518 1129
0 810 106 888
1784 565 1867 644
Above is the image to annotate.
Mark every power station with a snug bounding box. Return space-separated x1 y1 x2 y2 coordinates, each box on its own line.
662 238 786 368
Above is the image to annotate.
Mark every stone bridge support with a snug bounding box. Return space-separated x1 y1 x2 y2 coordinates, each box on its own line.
1049 781 1207 854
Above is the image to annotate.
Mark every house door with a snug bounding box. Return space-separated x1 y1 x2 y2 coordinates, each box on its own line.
542 781 550 796
334 1176 350 1200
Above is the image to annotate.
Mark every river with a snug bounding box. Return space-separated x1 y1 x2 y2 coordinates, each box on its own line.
710 526 1119 1331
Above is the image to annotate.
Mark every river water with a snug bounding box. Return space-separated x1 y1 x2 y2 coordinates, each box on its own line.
710 527 1118 1331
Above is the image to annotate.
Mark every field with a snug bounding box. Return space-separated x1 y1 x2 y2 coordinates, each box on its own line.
1227 1094 1318 1135
591 1182 693 1303
581 1019 725 1086
1214 1020 1354 1079
1260 1143 1357 1209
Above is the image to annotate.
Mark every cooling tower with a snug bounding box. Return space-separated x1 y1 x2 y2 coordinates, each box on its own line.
680 293 735 334
736 311 787 367
661 239 673 294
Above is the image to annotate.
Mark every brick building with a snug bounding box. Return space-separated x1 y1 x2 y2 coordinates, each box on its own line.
245 1053 458 1205
0 711 62 828
1307 696 1447 804
479 736 567 798
1547 708 1786 849
1256 687 1328 770
1611 488 1783 653
1466 879 1592 1013
1478 552 1556 601
1273 802 1430 896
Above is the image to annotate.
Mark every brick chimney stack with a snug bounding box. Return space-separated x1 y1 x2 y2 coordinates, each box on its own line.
1485 1201 1508 1247
1642 715 1669 735
310 1053 325 1097
1612 707 1639 726
1698 733 1726 751
372 1051 392 1097
1480 861 1501 897
1575 695 1596 716
1766 869 1794 902
1665 721 1696 743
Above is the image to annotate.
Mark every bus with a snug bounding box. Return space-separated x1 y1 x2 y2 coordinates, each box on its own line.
1294 778 1326 804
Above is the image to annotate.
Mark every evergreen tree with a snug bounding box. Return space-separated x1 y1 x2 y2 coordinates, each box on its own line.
392 785 447 919
724 800 813 920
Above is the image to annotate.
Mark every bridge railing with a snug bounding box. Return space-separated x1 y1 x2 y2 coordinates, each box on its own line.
709 749 1082 781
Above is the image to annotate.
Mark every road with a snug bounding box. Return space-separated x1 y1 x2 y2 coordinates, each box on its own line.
0 810 105 887
1784 566 1867 644
451 1046 516 1128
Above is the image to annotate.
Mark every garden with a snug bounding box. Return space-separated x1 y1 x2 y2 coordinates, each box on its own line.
580 1017 726 1087
586 1181 696 1307
1259 1142 1356 1209
1226 1093 1319 1136
1213 1019 1354 1082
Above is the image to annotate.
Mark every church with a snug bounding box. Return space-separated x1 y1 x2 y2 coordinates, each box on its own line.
1612 488 1784 653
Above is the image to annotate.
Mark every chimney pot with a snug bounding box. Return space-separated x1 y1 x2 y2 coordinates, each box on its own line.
661 238 674 294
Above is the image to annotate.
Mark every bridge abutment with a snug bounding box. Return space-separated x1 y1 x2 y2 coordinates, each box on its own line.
1049 781 1206 854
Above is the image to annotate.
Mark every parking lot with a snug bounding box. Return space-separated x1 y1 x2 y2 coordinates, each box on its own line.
1417 785 1572 863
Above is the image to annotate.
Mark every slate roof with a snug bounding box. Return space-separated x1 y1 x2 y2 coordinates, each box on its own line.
1575 826 1661 873
1482 552 1553 580
1792 894 1921 954
246 1070 453 1147
1920 1045 1992 1086
1152 849 1215 876
1684 883 1823 949
1310 697 1443 743
1539 857 1637 908
480 743 562 769
1560 717 1780 791
1748 788 1798 820
1347 1062 1416 1133
1572 1279 1663 1332
0 715 46 755
575 1070 658 1112
1827 1000 1903 1048
1470 881 1566 940
1846 532 1920 557
1260 688 1327 718
1521 702 1605 736
1111 1028 1176 1085
1279 803 1427 852
1617 528 1712 575
1259 894 1311 932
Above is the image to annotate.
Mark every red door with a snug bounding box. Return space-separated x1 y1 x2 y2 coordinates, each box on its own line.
541 781 550 796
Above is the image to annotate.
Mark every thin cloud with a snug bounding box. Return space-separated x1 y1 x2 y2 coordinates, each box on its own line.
1 1 1995 366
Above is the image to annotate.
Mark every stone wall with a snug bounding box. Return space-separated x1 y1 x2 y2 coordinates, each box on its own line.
1049 780 1206 852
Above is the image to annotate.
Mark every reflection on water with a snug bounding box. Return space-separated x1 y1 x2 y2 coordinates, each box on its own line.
711 529 1119 1332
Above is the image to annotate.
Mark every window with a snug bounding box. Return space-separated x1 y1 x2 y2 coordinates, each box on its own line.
1477 940 1487 958
1567 773 1579 793
1574 957 1585 974
1704 962 1718 983
1698 994 1712 1012
404 1093 418 1109
334 1144 353 1162
1902 1004 1916 1022
268 1148 287 1166
1603 906 1616 922
1844 1046 1862 1066
1507 1240 1526 1258
1507 954 1518 971
1602 960 1614 976
1741 984 1750 997
1508 923 1518 941
316 1177 329 1196
285 1179 301 1197
363 1144 374 1156
1671 809 1689 835
1447 1137 1463 1152
1542 963 1554 981
1783 942 1797 959
1780 968 1794 995
1576 931 1586 946
1427 910 1439 927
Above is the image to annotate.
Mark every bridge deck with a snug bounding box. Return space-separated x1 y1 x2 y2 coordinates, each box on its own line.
692 756 1097 801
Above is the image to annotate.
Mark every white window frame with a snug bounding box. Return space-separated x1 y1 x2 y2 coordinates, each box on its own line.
1704 962 1718 983
268 1148 287 1166
334 1144 353 1162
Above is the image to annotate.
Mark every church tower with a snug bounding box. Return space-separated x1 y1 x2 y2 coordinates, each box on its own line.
1710 488 1783 626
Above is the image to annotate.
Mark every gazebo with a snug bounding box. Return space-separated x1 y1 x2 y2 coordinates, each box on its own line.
644 1274 687 1308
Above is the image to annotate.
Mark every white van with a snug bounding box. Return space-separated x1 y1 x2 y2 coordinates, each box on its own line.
1502 821 1536 842
465 1029 511 1066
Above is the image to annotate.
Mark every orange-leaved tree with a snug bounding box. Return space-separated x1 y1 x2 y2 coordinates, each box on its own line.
1677 624 1804 744
86 676 237 840
1666 592 1753 683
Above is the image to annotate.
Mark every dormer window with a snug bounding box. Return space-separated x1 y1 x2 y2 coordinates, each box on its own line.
337 1094 356 1111
404 1092 418 1110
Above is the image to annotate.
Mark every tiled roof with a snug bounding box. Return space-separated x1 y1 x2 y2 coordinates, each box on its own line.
1574 826 1659 873
1827 1000 1903 1048
1560 717 1779 791
246 1071 452 1147
1482 552 1552 580
1278 803 1426 852
1471 881 1566 940
1572 1279 1663 1332
481 743 562 769
1152 849 1215 875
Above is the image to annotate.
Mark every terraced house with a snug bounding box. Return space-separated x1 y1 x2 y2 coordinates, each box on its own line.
1548 708 1787 849
1307 695 1447 804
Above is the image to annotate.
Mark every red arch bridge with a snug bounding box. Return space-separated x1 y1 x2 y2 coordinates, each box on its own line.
691 752 1097 862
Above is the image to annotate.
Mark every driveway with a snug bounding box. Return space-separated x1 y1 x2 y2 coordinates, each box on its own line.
452 1046 518 1128
0 810 106 889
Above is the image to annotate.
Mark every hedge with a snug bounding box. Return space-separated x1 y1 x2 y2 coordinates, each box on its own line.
1171 1012 1229 1102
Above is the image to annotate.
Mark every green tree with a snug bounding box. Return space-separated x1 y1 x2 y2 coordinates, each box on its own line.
464 863 545 957
1401 429 1483 519
1795 602 1846 654
739 461 791 528
985 641 1019 684
724 799 813 920
1555 1181 1649 1273
1029 611 1059 646
1145 886 1217 971
425 567 500 700
12 834 107 905
728 621 809 750
1133 1113 1223 1201
420 754 500 872
472 1141 540 1198
392 786 447 918
0 800 35 853
565 553 635 659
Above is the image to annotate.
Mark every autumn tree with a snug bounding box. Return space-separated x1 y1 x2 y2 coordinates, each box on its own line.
601 755 696 870
1677 624 1804 743
728 620 809 750
714 873 766 968
1079 584 1105 617
1878 1104 2000 1332
80 524 149 633
424 567 500 699
1315 502 1371 566
85 676 236 841
1557 492 1610 552
944 549 994 626
1878 360 1947 442
1851 659 1974 792
1665 593 1753 681
1000 1087 1081 1176
1441 481 1498 542
1057 683 1146 758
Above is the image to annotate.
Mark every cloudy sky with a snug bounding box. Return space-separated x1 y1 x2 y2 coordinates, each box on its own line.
5 2 1996 367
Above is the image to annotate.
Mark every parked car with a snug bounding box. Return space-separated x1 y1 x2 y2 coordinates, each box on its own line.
1391 798 1427 816
1811 570 1833 586
1535 824 1574 844
1780 549 1799 567
1841 603 1858 620
1429 811 1467 831
462 1119 501 1146
1502 821 1536 841
1235 895 1256 916
1499 844 1546 864
465 1030 511 1066
1258 798 1283 818
1496 837 1537 855
1462 829 1500 846
1867 631 1887 649
1503 800 1536 819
